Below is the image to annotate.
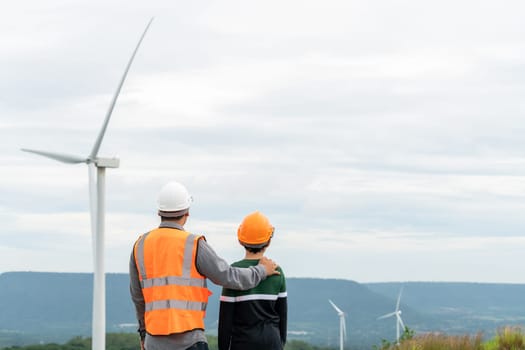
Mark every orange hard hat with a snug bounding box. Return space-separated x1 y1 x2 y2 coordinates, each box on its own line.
237 211 274 248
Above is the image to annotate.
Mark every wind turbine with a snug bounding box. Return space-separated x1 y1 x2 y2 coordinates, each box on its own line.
21 18 153 350
377 287 406 345
328 299 347 350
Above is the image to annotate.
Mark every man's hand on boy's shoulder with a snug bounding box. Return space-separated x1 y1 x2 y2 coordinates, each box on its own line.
258 256 281 276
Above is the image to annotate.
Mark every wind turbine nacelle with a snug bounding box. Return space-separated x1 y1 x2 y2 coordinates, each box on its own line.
95 157 120 168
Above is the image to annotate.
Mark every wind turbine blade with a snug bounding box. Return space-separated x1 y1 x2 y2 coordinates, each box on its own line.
88 164 97 265
377 311 396 320
397 314 406 331
328 299 344 315
89 17 154 160
21 148 86 164
396 286 403 311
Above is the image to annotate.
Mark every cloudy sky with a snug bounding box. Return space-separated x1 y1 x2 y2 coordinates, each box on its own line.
1 0 525 283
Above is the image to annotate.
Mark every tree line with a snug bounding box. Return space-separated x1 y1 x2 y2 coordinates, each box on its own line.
1 333 335 350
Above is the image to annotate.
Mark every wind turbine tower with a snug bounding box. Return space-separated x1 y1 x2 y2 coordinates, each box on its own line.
377 287 406 345
21 18 153 350
328 299 347 350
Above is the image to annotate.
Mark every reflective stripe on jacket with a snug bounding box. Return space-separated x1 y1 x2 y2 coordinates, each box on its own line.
133 227 211 335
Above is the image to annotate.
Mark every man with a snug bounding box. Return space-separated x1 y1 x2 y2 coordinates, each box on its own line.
129 181 280 350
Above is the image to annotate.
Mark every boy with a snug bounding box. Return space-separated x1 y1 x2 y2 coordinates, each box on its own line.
218 211 287 350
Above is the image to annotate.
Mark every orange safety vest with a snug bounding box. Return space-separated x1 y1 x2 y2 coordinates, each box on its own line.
133 227 211 335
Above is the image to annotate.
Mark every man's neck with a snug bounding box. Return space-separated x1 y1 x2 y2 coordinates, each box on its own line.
160 219 185 229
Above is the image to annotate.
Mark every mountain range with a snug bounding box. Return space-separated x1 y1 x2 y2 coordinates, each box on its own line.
0 272 524 349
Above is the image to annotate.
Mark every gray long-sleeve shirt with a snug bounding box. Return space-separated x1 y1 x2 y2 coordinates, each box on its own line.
129 222 267 350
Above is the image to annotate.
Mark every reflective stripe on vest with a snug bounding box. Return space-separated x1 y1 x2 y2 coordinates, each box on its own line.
133 228 209 335
141 275 207 289
145 299 207 312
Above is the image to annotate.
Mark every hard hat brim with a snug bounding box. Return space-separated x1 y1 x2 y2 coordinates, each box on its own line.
158 208 189 218
239 239 271 249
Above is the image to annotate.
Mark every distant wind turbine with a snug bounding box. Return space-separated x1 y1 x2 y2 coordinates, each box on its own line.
328 299 347 350
377 287 406 345
21 18 153 350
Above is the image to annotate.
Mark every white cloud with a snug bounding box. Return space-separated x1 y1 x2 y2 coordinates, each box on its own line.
271 229 525 283
1 0 525 283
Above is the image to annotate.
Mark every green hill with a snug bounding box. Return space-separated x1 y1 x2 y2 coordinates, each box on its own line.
1 272 524 349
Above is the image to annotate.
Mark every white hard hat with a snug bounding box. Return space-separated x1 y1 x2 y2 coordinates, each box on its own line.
157 181 193 217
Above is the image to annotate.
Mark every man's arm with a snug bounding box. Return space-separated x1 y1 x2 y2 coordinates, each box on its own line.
196 238 278 290
129 250 146 334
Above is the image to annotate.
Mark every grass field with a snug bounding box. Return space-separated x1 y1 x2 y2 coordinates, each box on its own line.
378 326 524 350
